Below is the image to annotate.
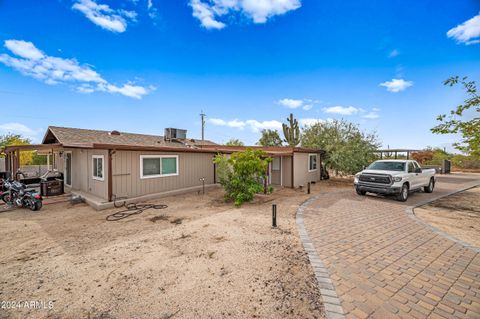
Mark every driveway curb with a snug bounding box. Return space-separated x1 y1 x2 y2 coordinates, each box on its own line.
405 180 480 254
296 196 346 319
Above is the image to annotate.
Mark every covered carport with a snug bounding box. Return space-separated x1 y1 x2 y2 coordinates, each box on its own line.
1 143 63 179
375 148 420 160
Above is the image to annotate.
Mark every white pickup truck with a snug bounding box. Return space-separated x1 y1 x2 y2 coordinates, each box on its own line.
354 160 436 201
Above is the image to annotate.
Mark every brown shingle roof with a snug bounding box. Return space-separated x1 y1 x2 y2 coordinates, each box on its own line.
43 126 217 149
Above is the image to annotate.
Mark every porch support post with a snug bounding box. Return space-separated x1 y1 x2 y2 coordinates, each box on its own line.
107 149 113 202
5 152 10 173
14 150 20 179
291 152 294 188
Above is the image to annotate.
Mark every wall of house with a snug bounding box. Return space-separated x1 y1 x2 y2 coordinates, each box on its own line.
293 153 321 187
281 156 292 187
64 148 109 200
0 158 5 172
111 151 215 199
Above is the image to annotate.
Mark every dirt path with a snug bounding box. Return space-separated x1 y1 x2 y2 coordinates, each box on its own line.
415 186 480 248
0 182 345 319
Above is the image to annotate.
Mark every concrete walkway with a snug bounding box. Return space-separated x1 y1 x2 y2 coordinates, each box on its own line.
299 174 480 319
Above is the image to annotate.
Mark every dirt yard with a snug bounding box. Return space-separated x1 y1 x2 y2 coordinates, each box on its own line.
0 180 350 319
415 186 480 247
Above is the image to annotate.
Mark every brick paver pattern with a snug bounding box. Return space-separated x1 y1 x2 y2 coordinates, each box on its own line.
303 175 480 319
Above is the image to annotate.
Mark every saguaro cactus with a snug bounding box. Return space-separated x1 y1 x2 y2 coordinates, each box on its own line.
282 113 301 146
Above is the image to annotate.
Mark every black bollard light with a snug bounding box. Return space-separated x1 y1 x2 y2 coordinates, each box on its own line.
307 182 311 194
272 204 277 227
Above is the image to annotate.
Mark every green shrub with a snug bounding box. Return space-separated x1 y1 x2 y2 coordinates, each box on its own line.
214 149 271 207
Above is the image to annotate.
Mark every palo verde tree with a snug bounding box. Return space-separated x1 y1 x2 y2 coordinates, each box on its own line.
0 133 34 165
257 129 283 147
213 149 271 207
301 119 380 176
431 76 480 157
282 113 301 146
225 138 244 146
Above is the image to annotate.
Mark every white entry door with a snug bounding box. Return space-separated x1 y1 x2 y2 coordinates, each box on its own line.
64 152 72 187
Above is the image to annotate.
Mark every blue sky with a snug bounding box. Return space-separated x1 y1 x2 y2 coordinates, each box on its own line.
0 0 479 151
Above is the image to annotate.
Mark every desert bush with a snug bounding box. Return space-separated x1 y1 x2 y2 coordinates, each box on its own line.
214 149 271 207
301 119 380 176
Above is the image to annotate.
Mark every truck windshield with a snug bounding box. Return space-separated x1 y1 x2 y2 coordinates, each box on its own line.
367 161 405 171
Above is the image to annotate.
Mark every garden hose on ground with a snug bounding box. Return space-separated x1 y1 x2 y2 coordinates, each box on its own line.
106 195 168 221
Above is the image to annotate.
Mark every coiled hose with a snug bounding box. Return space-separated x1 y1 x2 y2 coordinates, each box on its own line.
106 195 168 221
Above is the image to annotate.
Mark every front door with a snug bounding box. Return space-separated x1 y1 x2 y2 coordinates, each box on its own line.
64 152 72 187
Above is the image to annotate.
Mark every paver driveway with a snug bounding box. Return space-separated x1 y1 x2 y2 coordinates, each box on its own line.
300 174 480 319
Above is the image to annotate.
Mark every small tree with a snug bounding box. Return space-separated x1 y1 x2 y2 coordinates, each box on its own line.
411 150 434 164
225 138 244 146
282 113 301 146
213 149 271 206
301 119 380 175
431 76 480 157
0 133 33 165
257 129 283 146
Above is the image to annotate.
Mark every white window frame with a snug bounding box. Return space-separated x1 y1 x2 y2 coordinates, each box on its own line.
308 154 318 172
64 151 72 187
140 155 179 179
92 155 105 181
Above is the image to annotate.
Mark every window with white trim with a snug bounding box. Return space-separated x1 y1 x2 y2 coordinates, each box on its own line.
92 155 104 181
140 155 179 179
308 154 317 171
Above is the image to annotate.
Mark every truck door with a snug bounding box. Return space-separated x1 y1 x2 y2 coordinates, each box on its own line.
413 161 427 186
407 162 419 189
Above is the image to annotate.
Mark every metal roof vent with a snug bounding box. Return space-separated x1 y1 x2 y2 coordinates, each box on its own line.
109 130 121 136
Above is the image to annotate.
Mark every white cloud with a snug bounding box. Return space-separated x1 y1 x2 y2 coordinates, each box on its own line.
0 123 44 141
322 106 359 115
5 40 44 60
447 12 480 45
299 118 323 127
388 49 399 58
379 78 413 93
190 0 226 30
189 0 301 29
362 112 380 119
278 98 317 110
278 98 303 109
209 118 281 132
0 40 151 99
0 123 37 135
245 119 282 132
372 107 380 112
72 0 137 33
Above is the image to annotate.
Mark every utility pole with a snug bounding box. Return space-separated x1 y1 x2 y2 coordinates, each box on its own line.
200 110 206 146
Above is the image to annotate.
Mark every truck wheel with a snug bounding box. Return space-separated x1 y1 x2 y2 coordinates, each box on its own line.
424 178 434 193
355 187 366 196
396 184 409 202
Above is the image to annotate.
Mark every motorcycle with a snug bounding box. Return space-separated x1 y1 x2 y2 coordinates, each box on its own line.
0 179 43 211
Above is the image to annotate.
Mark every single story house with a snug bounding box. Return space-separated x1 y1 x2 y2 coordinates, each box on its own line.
2 126 325 209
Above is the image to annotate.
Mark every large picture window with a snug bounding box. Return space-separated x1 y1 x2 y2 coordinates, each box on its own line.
140 155 179 179
308 154 317 171
92 155 104 181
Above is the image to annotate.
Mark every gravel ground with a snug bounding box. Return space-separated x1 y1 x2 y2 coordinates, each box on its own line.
0 181 349 319
415 186 480 248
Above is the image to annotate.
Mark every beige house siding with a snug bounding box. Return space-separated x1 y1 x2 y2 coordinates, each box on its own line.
293 153 320 187
111 151 215 199
65 148 109 200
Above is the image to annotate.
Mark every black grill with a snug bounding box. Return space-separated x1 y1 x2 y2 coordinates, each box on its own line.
359 174 391 184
